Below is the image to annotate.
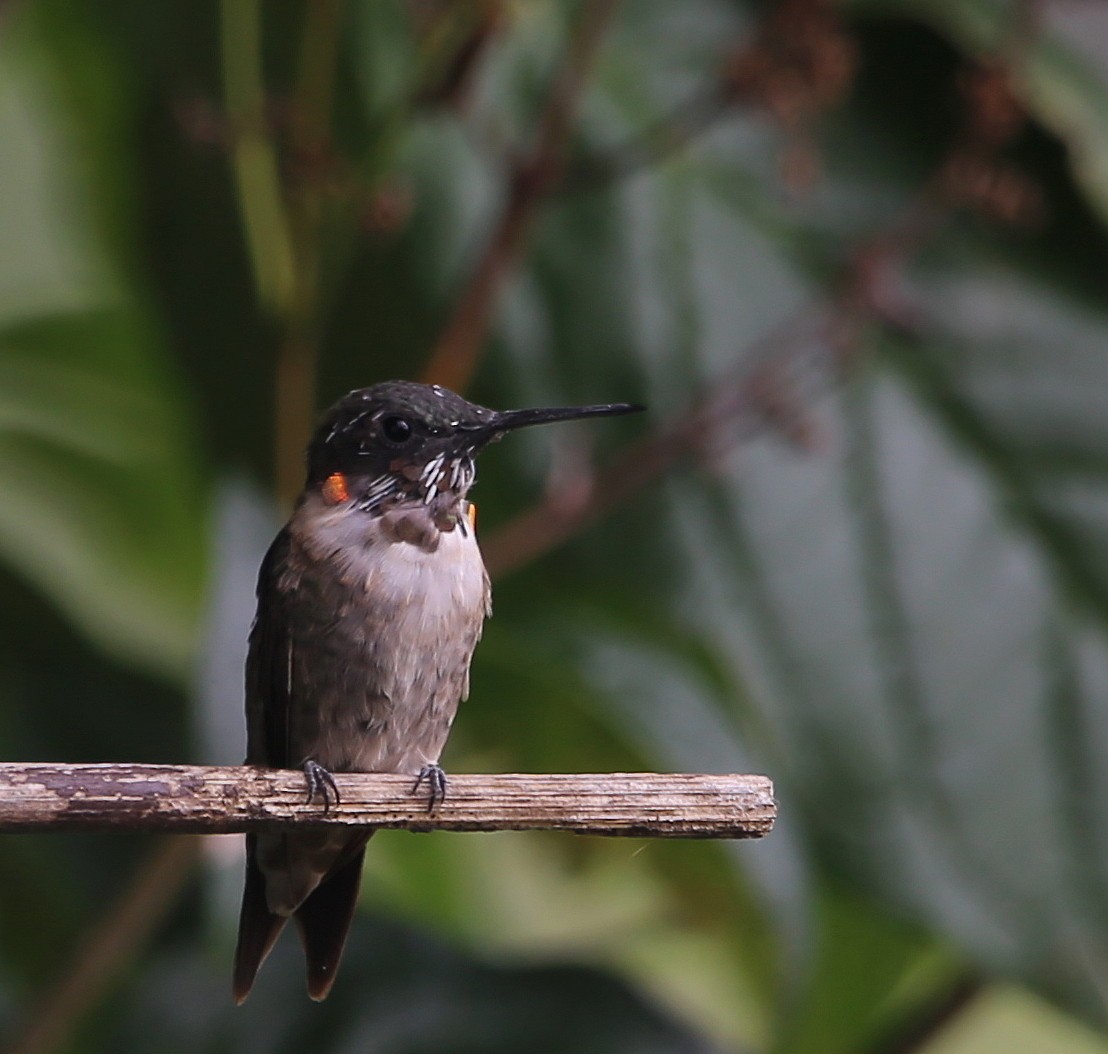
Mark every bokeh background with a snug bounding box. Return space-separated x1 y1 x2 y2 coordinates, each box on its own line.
4 1 1108 1051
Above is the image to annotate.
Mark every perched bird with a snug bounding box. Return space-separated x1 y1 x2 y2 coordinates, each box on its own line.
233 380 642 1002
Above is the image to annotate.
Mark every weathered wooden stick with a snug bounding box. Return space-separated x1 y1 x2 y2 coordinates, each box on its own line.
0 764 775 839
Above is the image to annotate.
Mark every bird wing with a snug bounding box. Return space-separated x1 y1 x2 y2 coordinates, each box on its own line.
245 527 294 768
234 528 295 1002
234 526 370 1003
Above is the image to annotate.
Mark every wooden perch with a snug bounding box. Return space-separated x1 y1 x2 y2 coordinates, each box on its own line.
0 764 775 839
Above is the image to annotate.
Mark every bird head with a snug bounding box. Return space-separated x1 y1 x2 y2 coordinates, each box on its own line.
306 381 642 513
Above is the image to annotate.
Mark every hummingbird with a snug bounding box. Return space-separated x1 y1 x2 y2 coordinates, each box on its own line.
232 380 642 1002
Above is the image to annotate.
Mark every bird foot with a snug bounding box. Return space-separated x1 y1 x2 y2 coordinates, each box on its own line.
303 759 340 813
412 764 447 813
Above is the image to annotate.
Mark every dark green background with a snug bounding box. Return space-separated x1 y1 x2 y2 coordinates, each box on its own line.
3 1 1108 1051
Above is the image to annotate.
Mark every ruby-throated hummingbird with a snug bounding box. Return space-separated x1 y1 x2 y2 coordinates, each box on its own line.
232 380 642 1002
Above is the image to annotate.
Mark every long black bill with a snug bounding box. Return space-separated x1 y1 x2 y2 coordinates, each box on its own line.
486 401 644 436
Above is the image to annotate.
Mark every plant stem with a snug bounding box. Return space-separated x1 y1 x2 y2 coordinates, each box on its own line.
220 0 297 315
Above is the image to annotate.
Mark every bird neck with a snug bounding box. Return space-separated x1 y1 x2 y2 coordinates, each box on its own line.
316 453 477 518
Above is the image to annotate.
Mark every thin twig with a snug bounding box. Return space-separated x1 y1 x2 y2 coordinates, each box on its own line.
0 765 774 839
220 0 297 314
420 0 620 392
413 2 505 111
858 973 985 1054
480 174 958 581
562 81 736 194
482 304 831 578
274 0 345 509
4 837 202 1054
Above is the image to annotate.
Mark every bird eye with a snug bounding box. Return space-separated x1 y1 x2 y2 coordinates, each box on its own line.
381 415 413 444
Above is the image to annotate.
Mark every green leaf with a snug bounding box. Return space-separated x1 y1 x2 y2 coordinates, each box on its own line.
0 5 206 679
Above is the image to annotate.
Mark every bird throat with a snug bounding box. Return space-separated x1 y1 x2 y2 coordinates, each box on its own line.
399 450 477 509
322 453 477 533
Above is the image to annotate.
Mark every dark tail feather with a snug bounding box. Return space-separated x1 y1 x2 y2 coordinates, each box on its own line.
232 834 289 1004
294 840 368 1001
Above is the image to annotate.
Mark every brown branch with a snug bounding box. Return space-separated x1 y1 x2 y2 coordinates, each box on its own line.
5 837 202 1054
562 81 736 194
0 765 775 839
858 972 985 1054
274 0 345 510
482 305 830 578
420 0 620 392
481 164 960 582
413 2 506 112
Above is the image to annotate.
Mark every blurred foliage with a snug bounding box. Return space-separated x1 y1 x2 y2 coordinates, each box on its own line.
4 0 1108 1052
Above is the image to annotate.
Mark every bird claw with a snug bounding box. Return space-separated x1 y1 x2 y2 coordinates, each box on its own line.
303 759 340 813
412 764 447 813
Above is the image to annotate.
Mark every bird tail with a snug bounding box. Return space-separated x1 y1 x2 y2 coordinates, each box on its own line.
232 833 288 1004
232 832 371 1003
293 838 368 1000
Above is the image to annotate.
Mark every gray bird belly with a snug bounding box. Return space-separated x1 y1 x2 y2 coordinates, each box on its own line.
290 512 490 777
